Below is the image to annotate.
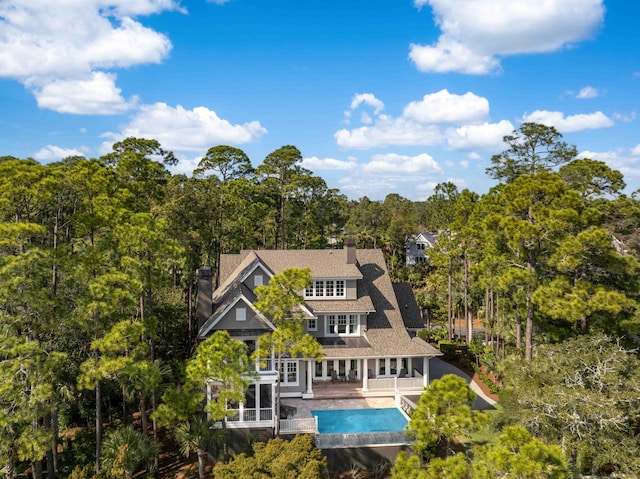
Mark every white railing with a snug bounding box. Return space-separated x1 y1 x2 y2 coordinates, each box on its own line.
256 359 274 373
400 396 417 416
225 408 273 423
397 377 424 389
368 377 424 392
280 416 318 434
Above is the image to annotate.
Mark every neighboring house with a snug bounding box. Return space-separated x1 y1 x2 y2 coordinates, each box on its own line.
405 231 438 266
197 240 441 430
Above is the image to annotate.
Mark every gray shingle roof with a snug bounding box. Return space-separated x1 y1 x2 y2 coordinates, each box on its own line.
393 282 424 330
211 247 440 359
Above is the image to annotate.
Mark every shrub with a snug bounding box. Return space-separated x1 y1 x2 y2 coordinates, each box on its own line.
438 341 457 361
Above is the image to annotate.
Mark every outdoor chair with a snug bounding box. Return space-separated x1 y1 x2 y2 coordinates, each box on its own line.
331 370 339 383
348 370 357 382
398 368 408 378
280 404 297 419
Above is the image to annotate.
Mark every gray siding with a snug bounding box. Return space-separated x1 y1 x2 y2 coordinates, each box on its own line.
213 302 272 333
346 279 357 300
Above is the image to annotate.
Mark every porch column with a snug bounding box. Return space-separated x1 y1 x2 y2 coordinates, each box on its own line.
272 383 277 427
303 360 314 399
407 357 412 377
255 384 261 422
362 358 369 392
423 356 429 388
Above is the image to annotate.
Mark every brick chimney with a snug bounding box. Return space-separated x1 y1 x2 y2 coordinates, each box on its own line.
344 238 356 264
197 266 213 331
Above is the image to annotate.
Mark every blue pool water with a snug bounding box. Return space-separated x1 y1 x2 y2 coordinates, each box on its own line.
311 408 408 434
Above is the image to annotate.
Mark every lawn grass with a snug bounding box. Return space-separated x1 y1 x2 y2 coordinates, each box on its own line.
465 403 504 448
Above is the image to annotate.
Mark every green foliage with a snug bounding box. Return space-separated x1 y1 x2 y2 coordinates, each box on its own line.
437 341 457 361
473 426 567 479
214 435 326 479
407 374 490 460
486 122 577 183
500 334 640 475
418 327 447 344
101 426 160 478
392 452 470 479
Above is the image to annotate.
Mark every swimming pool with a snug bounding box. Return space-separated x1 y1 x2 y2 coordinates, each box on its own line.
311 407 408 434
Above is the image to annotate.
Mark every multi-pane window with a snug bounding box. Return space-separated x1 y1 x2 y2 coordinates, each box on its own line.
325 314 359 336
325 280 334 297
279 360 298 386
304 280 346 299
307 318 317 331
349 315 359 334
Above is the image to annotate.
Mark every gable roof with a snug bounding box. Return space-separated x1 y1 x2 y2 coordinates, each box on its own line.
204 247 440 359
393 282 424 330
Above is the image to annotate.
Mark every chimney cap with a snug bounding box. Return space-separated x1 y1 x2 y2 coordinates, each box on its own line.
344 238 356 247
199 266 212 278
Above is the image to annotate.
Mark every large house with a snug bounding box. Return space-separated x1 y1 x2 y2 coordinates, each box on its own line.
197 240 440 430
405 231 438 266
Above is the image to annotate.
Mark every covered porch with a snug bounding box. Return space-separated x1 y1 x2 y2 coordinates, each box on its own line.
302 356 431 399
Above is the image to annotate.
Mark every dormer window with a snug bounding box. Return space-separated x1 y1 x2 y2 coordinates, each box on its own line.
324 314 360 336
304 279 346 299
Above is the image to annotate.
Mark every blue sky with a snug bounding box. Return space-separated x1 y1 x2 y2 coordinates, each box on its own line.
1 0 639 200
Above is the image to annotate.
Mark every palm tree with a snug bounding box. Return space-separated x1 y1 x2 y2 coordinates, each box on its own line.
175 416 220 479
101 426 160 478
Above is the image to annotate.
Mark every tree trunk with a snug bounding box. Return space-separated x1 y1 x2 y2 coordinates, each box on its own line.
464 253 471 342
197 449 206 479
447 257 453 341
31 460 43 479
525 290 534 362
96 380 103 474
139 396 148 435
515 312 522 350
51 411 59 477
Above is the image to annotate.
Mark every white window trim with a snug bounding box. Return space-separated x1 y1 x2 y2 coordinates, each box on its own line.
279 360 299 387
254 274 263 287
307 317 317 331
324 314 360 337
236 307 246 321
304 279 347 300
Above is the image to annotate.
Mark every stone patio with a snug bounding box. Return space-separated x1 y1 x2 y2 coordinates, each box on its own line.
281 396 396 419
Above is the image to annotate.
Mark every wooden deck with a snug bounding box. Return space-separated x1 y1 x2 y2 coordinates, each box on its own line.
312 379 364 399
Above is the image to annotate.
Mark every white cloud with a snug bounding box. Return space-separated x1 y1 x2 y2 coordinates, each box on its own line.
360 112 373 125
335 117 442 149
167 156 201 176
31 72 138 115
410 39 499 75
578 148 640 182
33 145 89 161
445 120 514 151
0 1 178 113
576 86 599 99
362 153 440 174
416 177 467 194
302 156 357 171
403 89 489 124
102 103 267 152
337 176 400 200
349 93 385 114
336 90 499 149
410 0 605 74
522 110 613 132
